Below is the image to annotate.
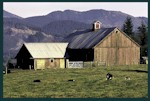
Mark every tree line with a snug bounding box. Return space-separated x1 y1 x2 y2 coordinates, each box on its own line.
122 16 148 57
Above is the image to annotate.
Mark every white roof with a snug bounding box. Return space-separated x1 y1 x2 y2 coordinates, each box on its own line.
94 21 102 24
24 43 68 58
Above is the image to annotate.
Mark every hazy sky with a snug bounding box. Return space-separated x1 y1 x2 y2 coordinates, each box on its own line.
3 2 148 18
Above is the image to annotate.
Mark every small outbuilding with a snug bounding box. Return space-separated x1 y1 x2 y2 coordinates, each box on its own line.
64 21 140 66
15 43 68 70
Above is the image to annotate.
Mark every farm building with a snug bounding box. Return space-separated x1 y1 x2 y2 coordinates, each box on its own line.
15 43 68 70
64 21 140 66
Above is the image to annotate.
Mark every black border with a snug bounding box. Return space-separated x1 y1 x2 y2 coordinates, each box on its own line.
1 1 3 100
1 0 149 101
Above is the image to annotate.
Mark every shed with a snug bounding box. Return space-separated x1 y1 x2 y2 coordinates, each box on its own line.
64 21 140 66
15 43 68 70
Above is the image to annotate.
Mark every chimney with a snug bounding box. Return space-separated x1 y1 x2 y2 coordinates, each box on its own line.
93 21 102 31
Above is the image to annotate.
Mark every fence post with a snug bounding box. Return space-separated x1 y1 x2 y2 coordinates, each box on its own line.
29 65 31 70
6 66 7 75
83 61 84 67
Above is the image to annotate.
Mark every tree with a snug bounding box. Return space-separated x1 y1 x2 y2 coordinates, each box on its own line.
138 21 147 46
138 21 148 56
122 16 134 38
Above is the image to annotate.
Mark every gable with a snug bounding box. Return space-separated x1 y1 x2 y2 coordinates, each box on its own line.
94 28 140 48
15 44 32 58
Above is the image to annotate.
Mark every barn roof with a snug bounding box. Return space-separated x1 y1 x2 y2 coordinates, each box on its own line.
64 27 140 49
23 43 68 58
64 27 116 49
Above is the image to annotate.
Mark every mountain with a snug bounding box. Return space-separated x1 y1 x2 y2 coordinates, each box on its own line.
3 9 148 58
3 10 22 19
42 20 91 37
3 14 57 58
25 9 148 30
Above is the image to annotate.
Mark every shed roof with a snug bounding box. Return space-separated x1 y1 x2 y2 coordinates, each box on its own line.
23 43 68 58
64 27 116 49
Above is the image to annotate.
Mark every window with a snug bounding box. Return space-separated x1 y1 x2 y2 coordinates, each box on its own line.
49 58 54 63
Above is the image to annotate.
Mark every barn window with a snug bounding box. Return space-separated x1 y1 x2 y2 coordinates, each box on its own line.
49 58 54 62
116 31 118 33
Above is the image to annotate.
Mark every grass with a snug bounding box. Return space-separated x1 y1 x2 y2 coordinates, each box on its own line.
3 65 148 98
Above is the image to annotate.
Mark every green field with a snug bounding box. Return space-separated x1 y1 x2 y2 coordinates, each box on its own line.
3 65 148 98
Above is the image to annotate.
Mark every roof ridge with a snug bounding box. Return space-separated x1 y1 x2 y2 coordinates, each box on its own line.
24 42 68 44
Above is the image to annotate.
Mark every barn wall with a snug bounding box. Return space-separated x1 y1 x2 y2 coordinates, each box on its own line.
16 45 34 69
94 28 140 65
34 58 64 70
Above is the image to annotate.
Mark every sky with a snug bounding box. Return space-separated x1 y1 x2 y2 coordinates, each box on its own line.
3 2 148 18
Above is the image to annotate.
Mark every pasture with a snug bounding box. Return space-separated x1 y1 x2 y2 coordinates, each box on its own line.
3 65 148 98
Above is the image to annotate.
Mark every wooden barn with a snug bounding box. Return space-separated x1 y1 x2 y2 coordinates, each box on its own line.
15 43 68 70
64 21 140 66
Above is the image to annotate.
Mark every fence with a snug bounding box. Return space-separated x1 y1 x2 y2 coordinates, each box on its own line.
83 61 106 67
68 61 106 68
68 61 83 68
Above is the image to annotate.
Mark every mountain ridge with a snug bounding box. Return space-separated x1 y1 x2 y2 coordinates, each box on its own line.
3 10 23 19
24 9 148 29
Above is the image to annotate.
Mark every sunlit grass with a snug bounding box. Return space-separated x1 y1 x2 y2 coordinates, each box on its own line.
3 65 148 98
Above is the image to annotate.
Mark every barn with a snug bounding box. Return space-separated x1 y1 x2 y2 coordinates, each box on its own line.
15 43 68 70
64 21 140 66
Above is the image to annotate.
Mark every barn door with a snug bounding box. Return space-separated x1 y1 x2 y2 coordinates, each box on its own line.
60 59 65 68
108 48 117 66
36 60 45 69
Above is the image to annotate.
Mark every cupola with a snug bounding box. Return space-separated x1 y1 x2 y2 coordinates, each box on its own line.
93 21 102 31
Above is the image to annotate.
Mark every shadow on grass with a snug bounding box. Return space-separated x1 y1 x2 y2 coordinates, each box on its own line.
122 70 148 73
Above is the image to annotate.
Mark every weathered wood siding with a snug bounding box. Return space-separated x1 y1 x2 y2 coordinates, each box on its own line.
94 28 140 65
34 58 64 70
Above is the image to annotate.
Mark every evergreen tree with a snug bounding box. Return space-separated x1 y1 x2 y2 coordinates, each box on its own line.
138 21 148 56
138 21 147 46
122 16 134 38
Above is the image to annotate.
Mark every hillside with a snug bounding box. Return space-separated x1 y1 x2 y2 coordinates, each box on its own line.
3 10 22 19
42 20 91 37
3 18 56 57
